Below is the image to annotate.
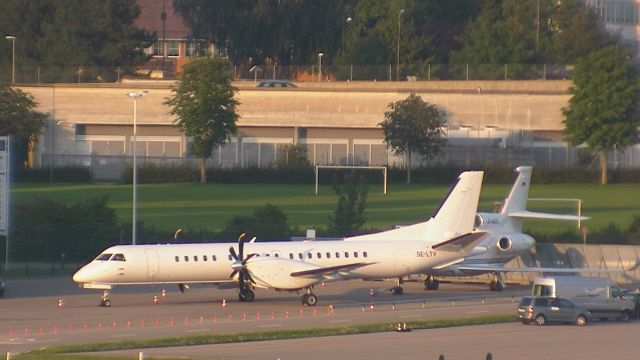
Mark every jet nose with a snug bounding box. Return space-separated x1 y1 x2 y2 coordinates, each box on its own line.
73 266 89 283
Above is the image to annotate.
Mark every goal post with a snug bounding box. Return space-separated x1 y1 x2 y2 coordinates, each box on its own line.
315 165 387 195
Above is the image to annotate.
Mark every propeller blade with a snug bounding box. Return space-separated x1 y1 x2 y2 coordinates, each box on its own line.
229 246 238 261
243 269 256 284
242 253 257 264
238 234 245 259
229 270 238 279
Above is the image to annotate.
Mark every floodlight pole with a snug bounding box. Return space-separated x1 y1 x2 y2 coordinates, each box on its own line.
5 35 16 84
127 91 148 245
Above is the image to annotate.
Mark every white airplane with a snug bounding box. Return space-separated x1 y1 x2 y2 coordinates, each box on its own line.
73 171 487 307
420 166 589 292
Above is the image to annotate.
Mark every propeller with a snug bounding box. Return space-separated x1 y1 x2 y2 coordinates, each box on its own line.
229 233 256 285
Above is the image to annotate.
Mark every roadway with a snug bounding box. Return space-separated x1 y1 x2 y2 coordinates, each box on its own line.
1 276 637 359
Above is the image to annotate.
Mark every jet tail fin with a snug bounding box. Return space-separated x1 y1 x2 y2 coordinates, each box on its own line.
424 171 484 242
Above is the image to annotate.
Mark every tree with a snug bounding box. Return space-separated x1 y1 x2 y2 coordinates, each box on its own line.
222 204 290 240
0 86 47 168
164 57 239 183
327 172 368 236
562 45 640 185
0 0 154 82
379 93 447 183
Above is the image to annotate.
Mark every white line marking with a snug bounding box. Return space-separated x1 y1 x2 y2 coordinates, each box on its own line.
257 324 283 328
186 328 210 332
330 319 353 323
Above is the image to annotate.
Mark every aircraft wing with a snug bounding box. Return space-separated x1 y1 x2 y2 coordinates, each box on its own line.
457 264 623 273
290 262 376 278
508 210 589 221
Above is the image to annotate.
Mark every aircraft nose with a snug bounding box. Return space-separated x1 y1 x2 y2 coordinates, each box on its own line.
73 266 90 283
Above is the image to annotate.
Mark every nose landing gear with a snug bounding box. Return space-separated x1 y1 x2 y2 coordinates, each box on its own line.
99 290 111 307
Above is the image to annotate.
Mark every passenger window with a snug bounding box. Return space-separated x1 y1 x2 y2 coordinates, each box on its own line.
203 255 208 262
194 256 198 262
184 256 189 262
299 253 304 260
228 255 233 261
289 253 294 259
265 253 270 257
317 252 322 259
344 252 349 258
111 254 126 261
354 252 358 258
307 253 312 259
96 253 112 261
363 251 368 258
335 252 340 258
274 253 279 258
175 256 179 262
326 252 331 259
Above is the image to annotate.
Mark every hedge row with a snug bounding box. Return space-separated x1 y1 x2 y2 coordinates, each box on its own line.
15 164 636 184
119 164 639 185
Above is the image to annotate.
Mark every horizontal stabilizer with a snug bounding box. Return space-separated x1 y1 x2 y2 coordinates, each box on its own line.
433 231 488 253
508 210 589 221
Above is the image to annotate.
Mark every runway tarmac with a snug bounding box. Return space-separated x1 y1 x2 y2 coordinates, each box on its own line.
1 275 528 355
94 321 640 360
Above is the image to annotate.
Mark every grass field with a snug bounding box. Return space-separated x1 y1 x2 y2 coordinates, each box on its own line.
12 181 640 237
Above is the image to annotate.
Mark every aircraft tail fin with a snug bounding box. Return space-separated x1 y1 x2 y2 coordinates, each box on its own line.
424 171 484 242
500 166 532 216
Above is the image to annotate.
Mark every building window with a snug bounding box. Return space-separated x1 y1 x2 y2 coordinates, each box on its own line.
167 40 179 56
75 124 86 136
186 41 210 57
152 41 164 56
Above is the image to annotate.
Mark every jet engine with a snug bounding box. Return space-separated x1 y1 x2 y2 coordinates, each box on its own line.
497 236 513 252
494 233 535 253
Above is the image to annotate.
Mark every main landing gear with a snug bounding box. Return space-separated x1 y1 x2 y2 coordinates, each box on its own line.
391 278 404 295
302 288 318 306
424 276 440 290
99 290 111 307
489 273 505 292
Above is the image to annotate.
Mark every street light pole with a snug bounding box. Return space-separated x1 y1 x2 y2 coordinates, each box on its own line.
318 52 324 81
127 91 148 245
5 35 16 84
342 16 352 55
396 9 404 81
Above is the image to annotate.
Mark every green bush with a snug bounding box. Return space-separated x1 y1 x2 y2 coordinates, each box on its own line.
15 166 92 183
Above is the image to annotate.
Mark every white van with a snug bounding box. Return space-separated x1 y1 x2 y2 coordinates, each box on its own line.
532 276 634 321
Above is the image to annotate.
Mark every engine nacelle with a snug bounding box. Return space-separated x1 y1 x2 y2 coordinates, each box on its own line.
246 258 320 290
494 233 535 253
497 236 513 252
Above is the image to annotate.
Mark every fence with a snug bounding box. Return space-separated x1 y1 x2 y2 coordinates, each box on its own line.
0 63 574 84
42 137 640 182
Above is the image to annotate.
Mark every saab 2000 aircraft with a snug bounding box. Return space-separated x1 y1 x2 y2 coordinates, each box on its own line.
421 166 590 292
73 171 487 307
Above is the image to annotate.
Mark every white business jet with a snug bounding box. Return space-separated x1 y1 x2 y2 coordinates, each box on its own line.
421 166 589 292
73 171 486 307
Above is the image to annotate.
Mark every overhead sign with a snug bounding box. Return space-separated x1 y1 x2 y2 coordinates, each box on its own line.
0 137 9 235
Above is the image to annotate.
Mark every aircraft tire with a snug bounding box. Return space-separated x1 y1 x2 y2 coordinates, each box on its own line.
239 289 255 302
304 294 318 306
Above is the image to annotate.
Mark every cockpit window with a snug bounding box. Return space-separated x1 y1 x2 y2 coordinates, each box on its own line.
111 253 126 261
95 253 112 261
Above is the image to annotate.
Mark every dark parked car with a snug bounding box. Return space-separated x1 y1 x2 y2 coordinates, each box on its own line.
257 80 297 88
622 289 640 318
518 296 591 326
